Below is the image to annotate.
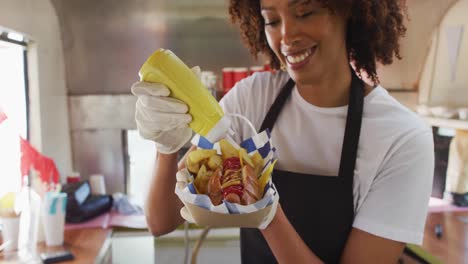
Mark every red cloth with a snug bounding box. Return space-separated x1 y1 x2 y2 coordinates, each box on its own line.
20 137 60 186
1 108 60 188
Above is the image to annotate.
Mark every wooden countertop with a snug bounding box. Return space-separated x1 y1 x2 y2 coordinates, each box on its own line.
0 228 112 263
2 211 468 263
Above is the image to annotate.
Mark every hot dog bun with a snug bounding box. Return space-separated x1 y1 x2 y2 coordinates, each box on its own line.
207 168 223 205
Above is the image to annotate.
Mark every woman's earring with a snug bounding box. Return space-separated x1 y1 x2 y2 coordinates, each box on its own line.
280 63 287 71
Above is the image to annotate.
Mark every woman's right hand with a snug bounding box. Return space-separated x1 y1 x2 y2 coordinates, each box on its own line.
131 81 192 154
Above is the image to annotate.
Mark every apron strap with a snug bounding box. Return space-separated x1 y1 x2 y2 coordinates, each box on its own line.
259 70 364 180
338 71 364 180
260 78 295 132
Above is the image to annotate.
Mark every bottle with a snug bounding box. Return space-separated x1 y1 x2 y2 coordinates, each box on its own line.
200 71 218 99
17 184 41 251
139 49 231 143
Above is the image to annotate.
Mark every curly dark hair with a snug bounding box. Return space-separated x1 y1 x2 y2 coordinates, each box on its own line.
228 0 407 84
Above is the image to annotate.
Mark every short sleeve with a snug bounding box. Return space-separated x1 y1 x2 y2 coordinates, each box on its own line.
219 78 252 143
353 129 434 245
219 72 289 143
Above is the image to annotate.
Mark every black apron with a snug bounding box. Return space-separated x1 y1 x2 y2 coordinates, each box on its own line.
240 70 365 264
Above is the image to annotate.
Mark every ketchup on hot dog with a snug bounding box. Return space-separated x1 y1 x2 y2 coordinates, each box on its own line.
223 157 241 170
222 157 243 199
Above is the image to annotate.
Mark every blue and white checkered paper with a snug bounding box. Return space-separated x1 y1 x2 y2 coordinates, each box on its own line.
175 130 278 215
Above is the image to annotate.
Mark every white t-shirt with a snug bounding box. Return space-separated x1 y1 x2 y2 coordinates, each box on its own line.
220 71 434 245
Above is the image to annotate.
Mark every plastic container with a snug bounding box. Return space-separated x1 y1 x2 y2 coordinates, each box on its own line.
458 108 468 120
41 192 67 246
89 174 106 195
139 49 231 143
0 216 20 251
0 192 20 252
17 186 41 251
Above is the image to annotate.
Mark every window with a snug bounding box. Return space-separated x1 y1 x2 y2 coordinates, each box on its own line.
125 130 190 207
0 32 29 197
125 130 156 206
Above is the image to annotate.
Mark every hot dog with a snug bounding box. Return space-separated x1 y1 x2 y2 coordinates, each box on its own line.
221 157 244 203
188 144 264 205
241 164 260 205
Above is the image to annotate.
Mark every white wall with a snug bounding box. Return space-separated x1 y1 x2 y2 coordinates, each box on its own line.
0 0 72 177
378 0 459 90
420 0 468 107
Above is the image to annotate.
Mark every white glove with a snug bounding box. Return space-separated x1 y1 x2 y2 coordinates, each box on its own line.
131 67 201 154
175 168 196 223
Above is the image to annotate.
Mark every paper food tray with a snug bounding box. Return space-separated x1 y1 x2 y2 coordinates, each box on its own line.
180 199 276 228
175 129 278 228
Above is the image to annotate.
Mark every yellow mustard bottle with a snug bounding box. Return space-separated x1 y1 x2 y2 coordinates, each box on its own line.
139 49 231 142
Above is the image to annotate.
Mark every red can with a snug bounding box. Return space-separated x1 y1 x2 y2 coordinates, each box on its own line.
67 172 81 183
249 66 264 75
222 67 235 94
233 67 249 85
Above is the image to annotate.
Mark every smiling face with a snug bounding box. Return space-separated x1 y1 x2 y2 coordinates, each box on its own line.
260 0 349 86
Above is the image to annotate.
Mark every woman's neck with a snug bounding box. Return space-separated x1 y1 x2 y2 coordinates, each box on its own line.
295 65 352 108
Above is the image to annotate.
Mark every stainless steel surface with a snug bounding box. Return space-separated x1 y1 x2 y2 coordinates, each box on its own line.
69 95 135 193
69 95 136 130
71 129 126 194
51 0 259 95
55 0 261 195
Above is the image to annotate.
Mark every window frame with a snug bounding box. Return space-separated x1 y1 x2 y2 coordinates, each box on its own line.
0 31 30 139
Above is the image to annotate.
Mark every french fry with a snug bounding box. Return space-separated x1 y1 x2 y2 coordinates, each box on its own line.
194 164 209 194
219 139 238 160
207 155 223 170
186 149 217 174
221 180 242 189
186 155 200 174
251 152 263 177
238 148 254 168
258 160 277 194
197 164 207 178
188 149 217 164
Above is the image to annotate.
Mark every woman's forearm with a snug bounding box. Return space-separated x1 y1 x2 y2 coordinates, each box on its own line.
144 151 184 236
261 206 323 264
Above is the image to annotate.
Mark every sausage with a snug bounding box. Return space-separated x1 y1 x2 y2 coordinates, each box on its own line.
241 165 260 205
225 193 241 204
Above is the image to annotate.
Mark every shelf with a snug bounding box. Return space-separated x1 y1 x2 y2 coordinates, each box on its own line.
424 117 468 130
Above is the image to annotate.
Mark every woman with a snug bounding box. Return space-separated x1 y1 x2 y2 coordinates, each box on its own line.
132 0 434 263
